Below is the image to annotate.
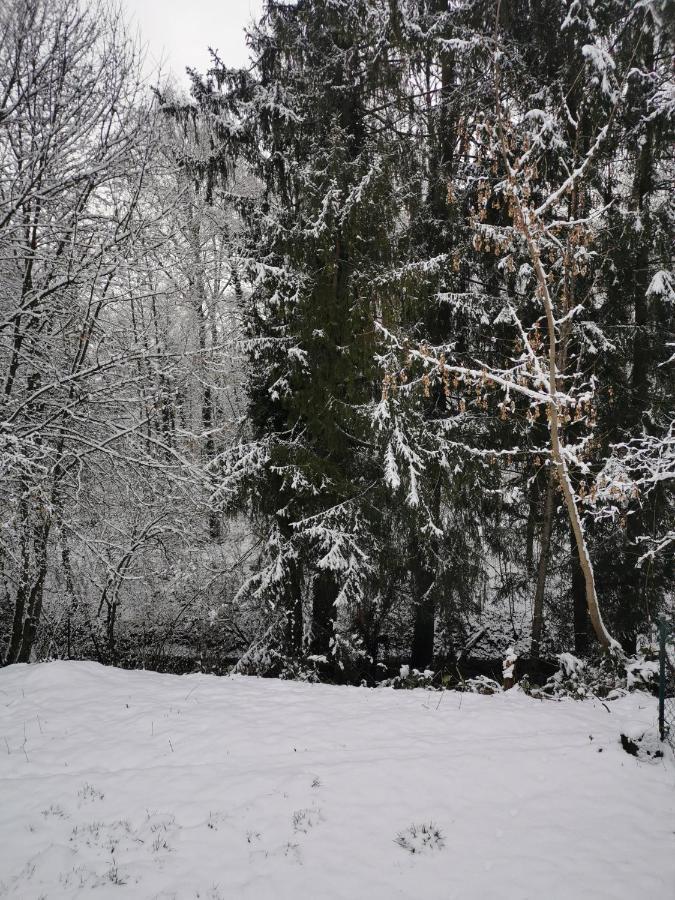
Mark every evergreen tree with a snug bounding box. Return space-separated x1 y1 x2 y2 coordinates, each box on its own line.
202 0 416 675
191 0 673 674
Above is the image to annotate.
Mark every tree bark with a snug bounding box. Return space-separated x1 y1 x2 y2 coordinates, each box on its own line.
410 534 435 670
310 570 336 658
531 471 555 657
411 582 435 670
17 520 50 663
511 199 615 650
571 525 591 654
535 242 615 652
283 561 303 655
525 474 539 574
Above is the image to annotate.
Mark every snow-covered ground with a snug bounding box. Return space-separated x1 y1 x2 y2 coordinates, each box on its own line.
0 662 673 900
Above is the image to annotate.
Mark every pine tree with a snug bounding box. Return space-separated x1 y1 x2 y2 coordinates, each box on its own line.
200 0 417 674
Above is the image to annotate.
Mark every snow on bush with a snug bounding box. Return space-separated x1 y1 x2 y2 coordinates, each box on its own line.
530 648 660 700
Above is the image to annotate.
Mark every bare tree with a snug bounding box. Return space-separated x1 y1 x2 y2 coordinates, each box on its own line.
0 0 157 663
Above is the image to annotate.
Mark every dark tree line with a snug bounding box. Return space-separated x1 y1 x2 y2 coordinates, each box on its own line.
187 0 673 676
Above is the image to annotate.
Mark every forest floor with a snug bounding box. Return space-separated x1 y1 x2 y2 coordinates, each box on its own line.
0 662 673 900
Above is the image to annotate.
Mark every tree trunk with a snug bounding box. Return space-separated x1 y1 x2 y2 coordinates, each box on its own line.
540 263 615 652
494 0 619 654
310 571 336 658
106 601 118 664
630 71 653 417
525 474 538 575
17 520 50 663
410 537 435 670
283 557 303 655
411 583 435 670
571 526 591 654
4 500 30 665
531 471 555 657
510 187 616 652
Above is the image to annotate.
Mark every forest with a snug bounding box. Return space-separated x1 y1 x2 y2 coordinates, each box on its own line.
1 0 673 685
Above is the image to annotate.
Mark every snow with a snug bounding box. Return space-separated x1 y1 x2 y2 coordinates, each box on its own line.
1 662 673 900
647 269 675 304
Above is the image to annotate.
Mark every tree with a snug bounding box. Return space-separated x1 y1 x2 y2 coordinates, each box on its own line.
0 0 249 667
0 0 156 663
380 0 673 654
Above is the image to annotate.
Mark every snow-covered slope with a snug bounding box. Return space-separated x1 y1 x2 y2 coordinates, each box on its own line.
0 662 673 899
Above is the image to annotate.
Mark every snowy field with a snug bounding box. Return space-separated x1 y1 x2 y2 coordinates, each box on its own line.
0 662 673 900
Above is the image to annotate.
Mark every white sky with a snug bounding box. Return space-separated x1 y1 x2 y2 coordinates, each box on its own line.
122 0 264 85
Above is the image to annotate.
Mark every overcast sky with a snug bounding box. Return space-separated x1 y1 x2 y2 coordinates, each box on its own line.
122 0 264 85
